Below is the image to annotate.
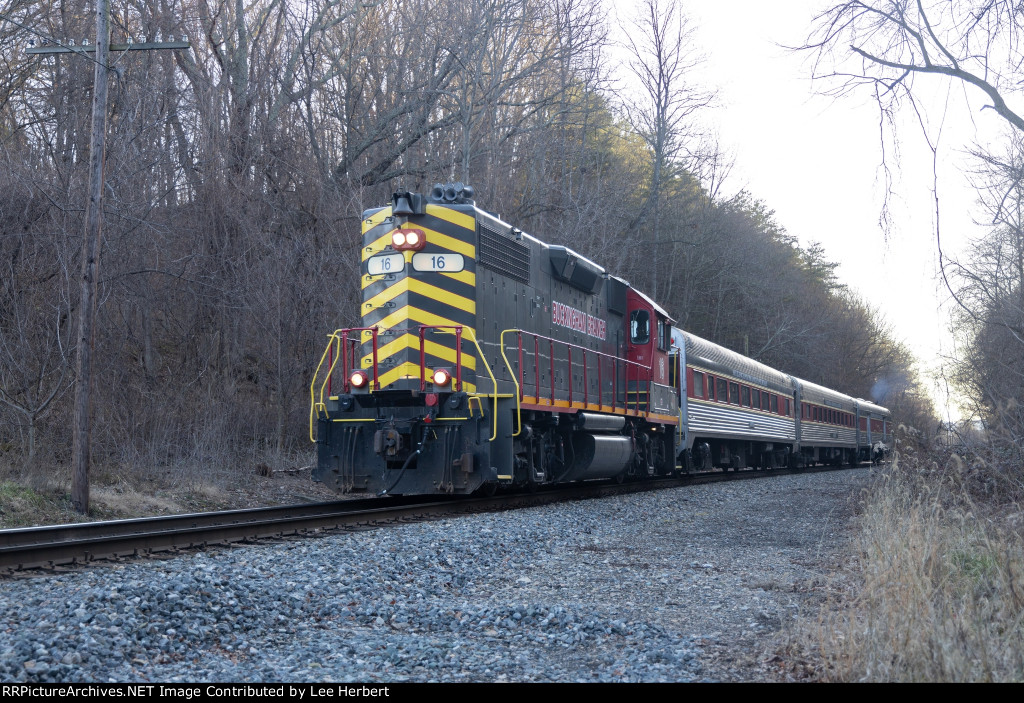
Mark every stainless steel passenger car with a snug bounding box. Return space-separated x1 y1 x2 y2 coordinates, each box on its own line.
671 330 892 471
674 329 797 470
855 398 892 461
795 378 859 465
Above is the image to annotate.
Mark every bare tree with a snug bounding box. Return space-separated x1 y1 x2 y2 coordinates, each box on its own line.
948 138 1024 448
802 1 1024 438
804 1 1024 135
621 0 713 300
0 163 75 464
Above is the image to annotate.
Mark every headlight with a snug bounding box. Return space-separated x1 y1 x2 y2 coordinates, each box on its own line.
391 229 426 251
349 370 370 389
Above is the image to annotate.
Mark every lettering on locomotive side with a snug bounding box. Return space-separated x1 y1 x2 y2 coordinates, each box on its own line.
552 301 607 340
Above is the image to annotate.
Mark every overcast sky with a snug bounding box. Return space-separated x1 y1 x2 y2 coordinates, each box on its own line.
609 0 1009 421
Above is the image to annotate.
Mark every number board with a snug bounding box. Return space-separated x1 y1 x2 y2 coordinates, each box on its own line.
412 253 464 272
367 253 404 275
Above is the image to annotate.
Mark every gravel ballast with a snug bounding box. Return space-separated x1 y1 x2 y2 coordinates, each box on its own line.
0 469 868 682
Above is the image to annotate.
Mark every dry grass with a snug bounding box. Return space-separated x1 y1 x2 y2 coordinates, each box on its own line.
0 445 328 528
90 483 188 518
807 446 1024 682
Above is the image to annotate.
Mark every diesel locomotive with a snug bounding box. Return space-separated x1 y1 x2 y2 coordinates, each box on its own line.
309 185 891 495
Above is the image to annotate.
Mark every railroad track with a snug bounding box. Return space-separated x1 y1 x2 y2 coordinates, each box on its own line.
0 464 865 575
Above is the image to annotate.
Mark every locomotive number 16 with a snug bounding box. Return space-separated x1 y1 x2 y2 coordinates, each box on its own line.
412 253 465 272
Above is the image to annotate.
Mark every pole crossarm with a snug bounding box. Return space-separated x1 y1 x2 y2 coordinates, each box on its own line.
27 41 189 55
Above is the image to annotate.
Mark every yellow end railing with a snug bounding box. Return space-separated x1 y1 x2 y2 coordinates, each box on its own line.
308 325 514 444
308 327 379 442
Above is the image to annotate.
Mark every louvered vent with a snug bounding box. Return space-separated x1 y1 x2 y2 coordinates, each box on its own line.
478 222 531 283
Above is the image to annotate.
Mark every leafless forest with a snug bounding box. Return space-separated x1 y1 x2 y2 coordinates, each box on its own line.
0 0 934 486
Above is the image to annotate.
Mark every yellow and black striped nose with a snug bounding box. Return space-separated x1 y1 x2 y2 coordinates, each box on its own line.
359 203 478 392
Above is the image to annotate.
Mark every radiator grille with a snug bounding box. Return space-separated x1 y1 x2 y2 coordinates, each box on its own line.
479 222 530 284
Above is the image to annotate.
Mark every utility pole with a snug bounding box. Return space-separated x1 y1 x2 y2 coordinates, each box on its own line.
28 7 188 515
72 0 108 516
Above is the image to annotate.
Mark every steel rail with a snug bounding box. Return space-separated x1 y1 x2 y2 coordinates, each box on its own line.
0 464 867 575
0 495 459 573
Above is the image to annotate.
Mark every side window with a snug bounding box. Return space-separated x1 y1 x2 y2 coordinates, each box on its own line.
693 372 705 398
657 320 671 351
741 386 751 407
729 382 739 404
717 378 728 402
753 389 760 409
629 309 650 345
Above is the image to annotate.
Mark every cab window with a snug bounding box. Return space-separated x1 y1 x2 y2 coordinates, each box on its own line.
629 310 650 344
657 319 671 351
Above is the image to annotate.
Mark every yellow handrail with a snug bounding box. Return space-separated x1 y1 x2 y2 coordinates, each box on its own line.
312 325 513 445
499 329 523 437
308 330 344 442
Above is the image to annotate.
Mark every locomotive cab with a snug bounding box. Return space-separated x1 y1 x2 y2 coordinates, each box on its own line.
625 290 677 417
